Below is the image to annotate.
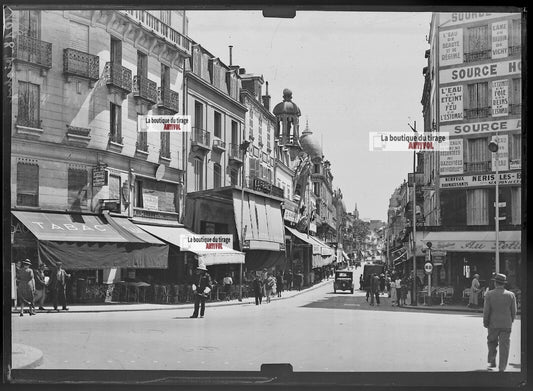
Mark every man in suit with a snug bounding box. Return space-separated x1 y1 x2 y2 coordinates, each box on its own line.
50 262 70 312
190 264 212 318
483 273 517 372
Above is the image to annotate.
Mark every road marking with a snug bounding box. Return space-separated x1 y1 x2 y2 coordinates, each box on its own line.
153 361 158 363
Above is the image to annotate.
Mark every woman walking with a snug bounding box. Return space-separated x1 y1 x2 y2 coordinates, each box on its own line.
265 273 276 303
390 275 398 306
17 259 36 316
276 272 283 298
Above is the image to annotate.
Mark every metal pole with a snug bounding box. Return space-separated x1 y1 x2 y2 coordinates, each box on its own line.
494 137 500 274
427 247 431 306
239 149 245 302
412 151 417 306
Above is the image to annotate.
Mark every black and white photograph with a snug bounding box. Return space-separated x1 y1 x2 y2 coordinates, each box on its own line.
3 4 526 389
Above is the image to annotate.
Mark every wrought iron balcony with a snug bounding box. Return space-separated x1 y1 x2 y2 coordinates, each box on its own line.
212 138 226 152
157 87 179 113
63 48 100 82
464 50 491 62
191 127 211 152
104 62 132 95
133 75 157 104
464 107 491 119
14 35 52 69
228 143 244 164
464 161 491 173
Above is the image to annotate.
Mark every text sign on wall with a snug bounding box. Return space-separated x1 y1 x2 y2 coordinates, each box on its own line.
441 118 521 136
439 139 464 175
440 60 521 84
440 85 463 122
92 167 108 187
440 171 521 189
491 134 509 172
492 79 509 117
142 194 159 211
439 13 517 27
492 21 509 59
440 29 463 66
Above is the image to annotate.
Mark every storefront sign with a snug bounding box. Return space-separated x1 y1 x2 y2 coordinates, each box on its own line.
440 171 521 189
92 166 108 187
439 139 463 174
440 59 521 84
142 194 159 211
491 134 509 172
492 20 509 59
252 177 272 194
439 12 517 27
283 209 298 223
440 85 463 122
509 158 521 170
309 222 317 234
442 118 520 136
439 29 463 66
423 239 520 253
492 80 509 117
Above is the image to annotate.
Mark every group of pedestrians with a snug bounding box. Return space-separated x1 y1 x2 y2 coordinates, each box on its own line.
14 259 71 316
252 269 285 305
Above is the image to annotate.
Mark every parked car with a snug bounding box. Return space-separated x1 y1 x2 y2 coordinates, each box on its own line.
334 270 354 294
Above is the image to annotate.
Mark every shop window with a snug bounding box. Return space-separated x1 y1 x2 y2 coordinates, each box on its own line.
214 111 222 138
17 81 40 128
68 168 88 211
16 162 39 207
213 163 221 189
466 189 489 225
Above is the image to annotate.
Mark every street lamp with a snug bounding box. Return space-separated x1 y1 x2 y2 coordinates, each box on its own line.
488 136 500 274
238 140 250 302
408 121 417 306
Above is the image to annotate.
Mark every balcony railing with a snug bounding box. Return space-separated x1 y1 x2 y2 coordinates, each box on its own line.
212 139 226 151
63 48 100 81
191 127 211 151
133 75 157 104
104 62 132 94
14 35 52 69
121 10 192 52
157 87 179 113
464 107 491 119
509 104 522 115
464 161 491 173
229 143 244 163
133 207 179 222
464 50 491 62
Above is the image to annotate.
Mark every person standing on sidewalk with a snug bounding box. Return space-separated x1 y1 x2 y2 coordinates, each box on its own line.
222 274 233 301
390 276 398 306
469 273 481 308
276 272 283 298
50 262 70 312
252 274 263 305
190 264 212 318
33 263 47 311
483 273 517 372
17 259 36 316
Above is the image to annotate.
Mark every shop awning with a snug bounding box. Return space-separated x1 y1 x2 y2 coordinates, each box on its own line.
12 211 168 270
285 226 321 254
419 230 521 253
135 224 245 266
234 190 285 251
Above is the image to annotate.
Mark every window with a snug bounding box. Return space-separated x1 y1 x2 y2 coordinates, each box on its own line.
109 175 121 207
214 111 222 138
314 164 321 174
194 101 203 129
249 109 254 139
19 10 40 38
509 133 521 162
110 103 122 143
231 120 239 145
160 10 171 25
213 163 221 189
440 190 466 226
466 137 490 169
68 169 88 210
135 180 143 208
137 115 148 151
17 81 40 128
137 51 148 77
313 182 320 197
194 157 204 191
510 19 521 48
511 78 521 114
110 37 122 64
16 163 39 206
160 132 170 158
161 63 170 90
466 25 489 60
466 189 489 225
511 187 521 225
230 168 239 186
466 82 489 118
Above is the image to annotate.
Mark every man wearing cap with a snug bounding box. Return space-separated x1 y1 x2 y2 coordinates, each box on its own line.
190 263 212 318
468 273 481 308
483 273 517 372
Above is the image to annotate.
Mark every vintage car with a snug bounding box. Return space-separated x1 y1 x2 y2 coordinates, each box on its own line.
334 270 354 294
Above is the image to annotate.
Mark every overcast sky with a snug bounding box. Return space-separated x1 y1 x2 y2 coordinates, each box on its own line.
187 11 432 222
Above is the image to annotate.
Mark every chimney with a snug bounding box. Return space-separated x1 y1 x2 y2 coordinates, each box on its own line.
229 45 233 66
262 81 271 111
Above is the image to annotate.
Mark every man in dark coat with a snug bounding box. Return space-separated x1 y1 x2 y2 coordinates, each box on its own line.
370 273 381 306
190 264 212 318
483 273 517 372
50 262 70 312
252 274 263 305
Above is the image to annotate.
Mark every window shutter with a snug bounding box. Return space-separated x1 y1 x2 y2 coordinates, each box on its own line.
69 21 89 52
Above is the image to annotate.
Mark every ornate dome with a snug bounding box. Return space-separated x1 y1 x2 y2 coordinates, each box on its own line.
299 122 322 162
273 88 301 116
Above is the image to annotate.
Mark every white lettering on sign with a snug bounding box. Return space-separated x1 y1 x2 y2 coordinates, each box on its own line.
492 20 509 59
29 221 108 232
442 119 520 136
491 134 509 172
440 60 521 84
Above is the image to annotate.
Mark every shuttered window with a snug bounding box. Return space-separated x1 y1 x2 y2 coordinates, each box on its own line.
467 25 489 53
466 189 489 225
511 187 521 225
19 10 40 38
68 168 88 210
509 133 521 160
69 21 89 52
17 81 40 128
466 137 490 163
194 158 203 191
17 163 39 207
467 82 489 109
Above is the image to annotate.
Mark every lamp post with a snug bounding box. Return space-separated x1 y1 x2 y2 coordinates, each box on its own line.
488 136 500 274
238 140 250 302
408 121 417 306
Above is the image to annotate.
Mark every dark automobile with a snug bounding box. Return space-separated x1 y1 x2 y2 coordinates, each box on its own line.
334 270 354 294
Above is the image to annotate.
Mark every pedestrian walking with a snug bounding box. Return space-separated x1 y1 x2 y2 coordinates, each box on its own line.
371 273 381 306
390 277 398 306
399 275 408 307
365 274 372 302
222 273 233 301
469 273 481 308
386 274 392 297
286 270 293 291
261 268 269 298
50 262 70 312
359 275 364 291
252 274 263 305
276 272 283 298
296 271 304 291
190 264 212 318
17 259 36 316
265 273 276 303
483 273 517 372
379 273 386 294
33 263 47 311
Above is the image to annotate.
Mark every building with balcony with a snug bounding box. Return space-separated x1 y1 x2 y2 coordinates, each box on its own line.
8 9 192 301
418 11 522 296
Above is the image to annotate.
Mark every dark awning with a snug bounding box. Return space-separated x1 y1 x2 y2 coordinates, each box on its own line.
12 211 168 269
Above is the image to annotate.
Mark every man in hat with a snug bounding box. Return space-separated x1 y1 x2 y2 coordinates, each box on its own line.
483 273 517 372
50 262 71 312
468 273 481 308
33 263 47 311
190 263 212 318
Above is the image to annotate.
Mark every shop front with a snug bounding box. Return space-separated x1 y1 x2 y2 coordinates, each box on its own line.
11 210 169 304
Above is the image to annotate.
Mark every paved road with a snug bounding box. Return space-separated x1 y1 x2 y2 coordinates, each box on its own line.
12 275 521 372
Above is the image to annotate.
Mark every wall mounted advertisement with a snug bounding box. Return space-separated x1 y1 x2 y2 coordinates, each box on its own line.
439 139 463 175
491 134 509 172
492 79 509 117
440 59 520 84
439 85 463 122
440 171 520 189
439 28 463 66
491 20 509 59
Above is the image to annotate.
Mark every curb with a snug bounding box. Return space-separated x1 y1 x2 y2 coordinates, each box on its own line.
11 343 44 370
